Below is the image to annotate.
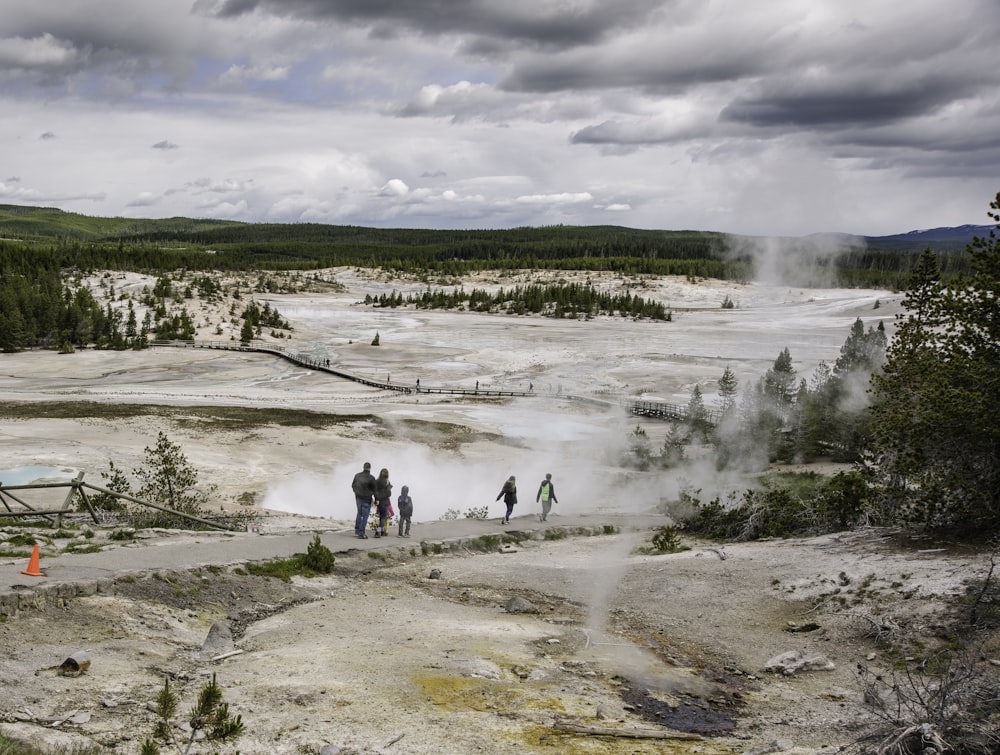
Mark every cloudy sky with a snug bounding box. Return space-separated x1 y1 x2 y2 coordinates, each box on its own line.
2 1 999 236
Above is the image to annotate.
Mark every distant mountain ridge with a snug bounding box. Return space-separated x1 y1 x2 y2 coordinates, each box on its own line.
868 224 993 243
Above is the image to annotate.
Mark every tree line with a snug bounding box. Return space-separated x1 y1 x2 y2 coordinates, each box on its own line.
365 282 671 320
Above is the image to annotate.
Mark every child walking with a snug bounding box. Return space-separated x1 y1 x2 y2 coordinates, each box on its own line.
397 485 413 537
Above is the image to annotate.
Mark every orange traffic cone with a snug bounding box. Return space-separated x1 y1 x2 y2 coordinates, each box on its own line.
21 544 44 577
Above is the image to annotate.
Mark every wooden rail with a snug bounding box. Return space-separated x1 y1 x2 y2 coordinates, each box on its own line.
152 340 718 425
152 339 535 397
625 399 721 428
0 472 236 531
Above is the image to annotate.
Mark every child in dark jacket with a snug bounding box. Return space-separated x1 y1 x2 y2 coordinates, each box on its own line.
397 485 413 537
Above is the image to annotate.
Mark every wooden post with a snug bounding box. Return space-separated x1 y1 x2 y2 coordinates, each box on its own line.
57 472 84 528
75 482 101 524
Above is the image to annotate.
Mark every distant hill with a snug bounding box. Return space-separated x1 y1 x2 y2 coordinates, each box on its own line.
0 203 991 253
863 225 993 252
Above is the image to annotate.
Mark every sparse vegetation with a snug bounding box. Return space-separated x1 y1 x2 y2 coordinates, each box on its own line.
440 506 490 521
244 534 335 581
855 649 1000 754
142 673 244 754
642 524 689 554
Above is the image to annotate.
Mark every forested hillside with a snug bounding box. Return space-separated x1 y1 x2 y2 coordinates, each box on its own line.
0 202 980 353
0 203 975 283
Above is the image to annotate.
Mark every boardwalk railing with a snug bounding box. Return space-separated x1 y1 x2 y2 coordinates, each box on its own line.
152 339 535 397
0 472 236 531
624 399 721 428
153 340 719 424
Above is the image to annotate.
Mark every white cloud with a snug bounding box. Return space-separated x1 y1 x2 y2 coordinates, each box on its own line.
127 191 159 207
0 33 77 68
515 192 594 205
380 179 410 196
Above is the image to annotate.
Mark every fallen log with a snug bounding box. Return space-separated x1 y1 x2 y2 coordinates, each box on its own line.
551 719 702 741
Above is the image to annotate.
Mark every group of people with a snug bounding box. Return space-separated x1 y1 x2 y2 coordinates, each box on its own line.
351 463 558 537
351 462 413 538
495 472 558 524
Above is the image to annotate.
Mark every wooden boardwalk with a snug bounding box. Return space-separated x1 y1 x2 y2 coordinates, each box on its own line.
152 340 717 426
625 399 721 427
151 339 534 398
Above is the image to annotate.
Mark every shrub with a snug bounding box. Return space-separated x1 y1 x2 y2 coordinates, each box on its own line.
301 533 336 573
856 650 1000 754
245 534 335 581
681 472 873 542
648 525 688 554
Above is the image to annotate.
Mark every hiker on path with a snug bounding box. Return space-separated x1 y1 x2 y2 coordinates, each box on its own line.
397 485 413 537
496 475 517 524
535 473 558 522
352 462 376 538
374 467 393 537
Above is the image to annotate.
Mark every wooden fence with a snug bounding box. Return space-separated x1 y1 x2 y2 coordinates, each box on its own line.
0 472 235 531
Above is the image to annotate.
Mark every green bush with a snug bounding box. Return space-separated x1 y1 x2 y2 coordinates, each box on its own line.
649 525 688 554
680 470 875 542
246 534 335 582
302 533 336 573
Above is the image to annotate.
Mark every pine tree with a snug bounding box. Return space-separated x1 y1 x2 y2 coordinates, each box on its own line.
685 385 710 441
135 431 208 518
239 317 254 345
718 366 738 414
869 194 1000 533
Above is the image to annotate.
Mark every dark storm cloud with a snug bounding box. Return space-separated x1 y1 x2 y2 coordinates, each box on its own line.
0 8 200 96
152 140 179 150
721 84 960 128
499 46 762 95
205 0 665 49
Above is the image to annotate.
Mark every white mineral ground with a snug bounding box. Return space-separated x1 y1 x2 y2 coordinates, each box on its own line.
1 268 990 755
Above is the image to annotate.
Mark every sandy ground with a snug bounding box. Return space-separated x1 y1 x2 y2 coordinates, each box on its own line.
2 269 994 754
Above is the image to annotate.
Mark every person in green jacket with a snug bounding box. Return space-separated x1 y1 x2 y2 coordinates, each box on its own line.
535 473 558 522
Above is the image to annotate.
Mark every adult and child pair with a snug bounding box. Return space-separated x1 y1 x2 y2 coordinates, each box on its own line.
351 462 413 539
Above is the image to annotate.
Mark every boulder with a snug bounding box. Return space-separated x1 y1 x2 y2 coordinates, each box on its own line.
505 596 538 614
764 650 835 675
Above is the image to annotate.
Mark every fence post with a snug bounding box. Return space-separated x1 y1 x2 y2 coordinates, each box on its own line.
58 472 84 528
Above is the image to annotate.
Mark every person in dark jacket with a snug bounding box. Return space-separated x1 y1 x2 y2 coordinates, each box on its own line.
351 462 376 538
535 473 558 522
373 467 393 537
397 485 413 537
496 475 517 524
